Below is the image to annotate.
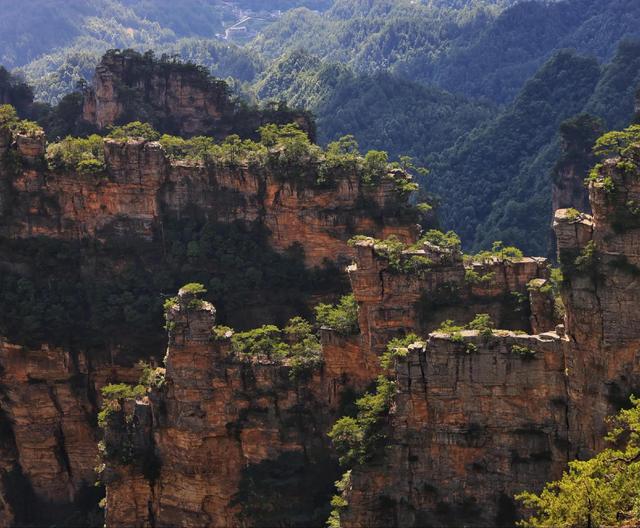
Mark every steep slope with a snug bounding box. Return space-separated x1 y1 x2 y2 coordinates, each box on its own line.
444 41 640 256
329 126 640 528
431 50 602 255
254 50 495 154
0 53 426 524
251 0 640 104
101 125 640 526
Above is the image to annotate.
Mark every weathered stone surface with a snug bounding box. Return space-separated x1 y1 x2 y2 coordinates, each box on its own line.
103 291 347 527
349 240 553 359
2 131 417 267
82 51 232 137
0 338 143 525
81 50 314 141
338 148 640 527
342 332 569 527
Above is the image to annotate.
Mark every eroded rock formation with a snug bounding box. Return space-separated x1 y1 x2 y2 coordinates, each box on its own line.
335 137 640 526
1 132 417 269
100 141 640 527
81 50 314 140
0 102 421 524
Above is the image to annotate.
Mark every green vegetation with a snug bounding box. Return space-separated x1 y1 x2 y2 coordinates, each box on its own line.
434 47 624 255
138 361 166 390
230 317 322 378
248 3 640 256
0 220 345 353
468 313 495 337
435 313 495 341
4 0 640 256
565 208 581 222
574 240 598 274
0 104 41 136
370 236 433 276
517 397 640 527
467 241 524 263
212 325 233 341
511 344 536 359
46 134 105 174
108 121 161 141
232 325 289 358
97 383 146 427
315 294 359 336
380 333 421 370
592 123 640 160
328 375 396 466
348 230 461 277
0 68 33 115
179 282 207 296
422 229 462 251
327 470 352 528
465 269 495 285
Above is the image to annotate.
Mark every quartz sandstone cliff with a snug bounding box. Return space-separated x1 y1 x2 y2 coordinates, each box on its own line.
335 146 640 526
0 131 417 268
81 50 313 140
0 118 418 524
100 142 640 527
100 236 560 526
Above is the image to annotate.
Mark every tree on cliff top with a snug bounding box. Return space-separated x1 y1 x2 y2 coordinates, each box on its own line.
517 397 640 527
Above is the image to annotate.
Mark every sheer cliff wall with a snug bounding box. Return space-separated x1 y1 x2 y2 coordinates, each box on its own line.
0 120 419 525
336 150 640 526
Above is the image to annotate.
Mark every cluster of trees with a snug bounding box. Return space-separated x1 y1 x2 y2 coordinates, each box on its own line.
518 397 640 527
250 37 640 257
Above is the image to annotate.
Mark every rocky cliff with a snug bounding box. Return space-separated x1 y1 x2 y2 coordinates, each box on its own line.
102 289 348 528
332 137 640 526
81 50 314 140
1 130 417 269
93 126 630 528
99 233 562 526
0 108 421 525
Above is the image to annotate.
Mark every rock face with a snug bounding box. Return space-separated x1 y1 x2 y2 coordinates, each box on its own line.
100 241 561 527
335 149 640 526
102 289 346 527
81 50 314 140
0 338 141 526
342 331 569 528
0 110 420 524
1 133 418 268
550 114 602 250
349 238 555 358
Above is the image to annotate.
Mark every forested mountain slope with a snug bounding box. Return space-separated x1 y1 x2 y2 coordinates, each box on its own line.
4 0 640 254
252 0 640 103
437 40 640 255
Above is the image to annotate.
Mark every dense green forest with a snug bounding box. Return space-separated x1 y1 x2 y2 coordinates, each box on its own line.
3 0 640 255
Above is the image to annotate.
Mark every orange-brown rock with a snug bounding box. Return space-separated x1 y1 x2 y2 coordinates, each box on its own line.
341 331 569 527
102 289 349 527
336 148 640 527
0 337 143 525
1 133 418 267
81 49 314 140
349 238 555 358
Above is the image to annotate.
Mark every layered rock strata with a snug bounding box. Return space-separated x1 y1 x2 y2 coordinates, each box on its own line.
103 290 346 527
81 50 313 140
349 238 556 358
0 131 418 268
101 243 561 526
0 115 420 524
336 144 640 526
0 338 141 526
